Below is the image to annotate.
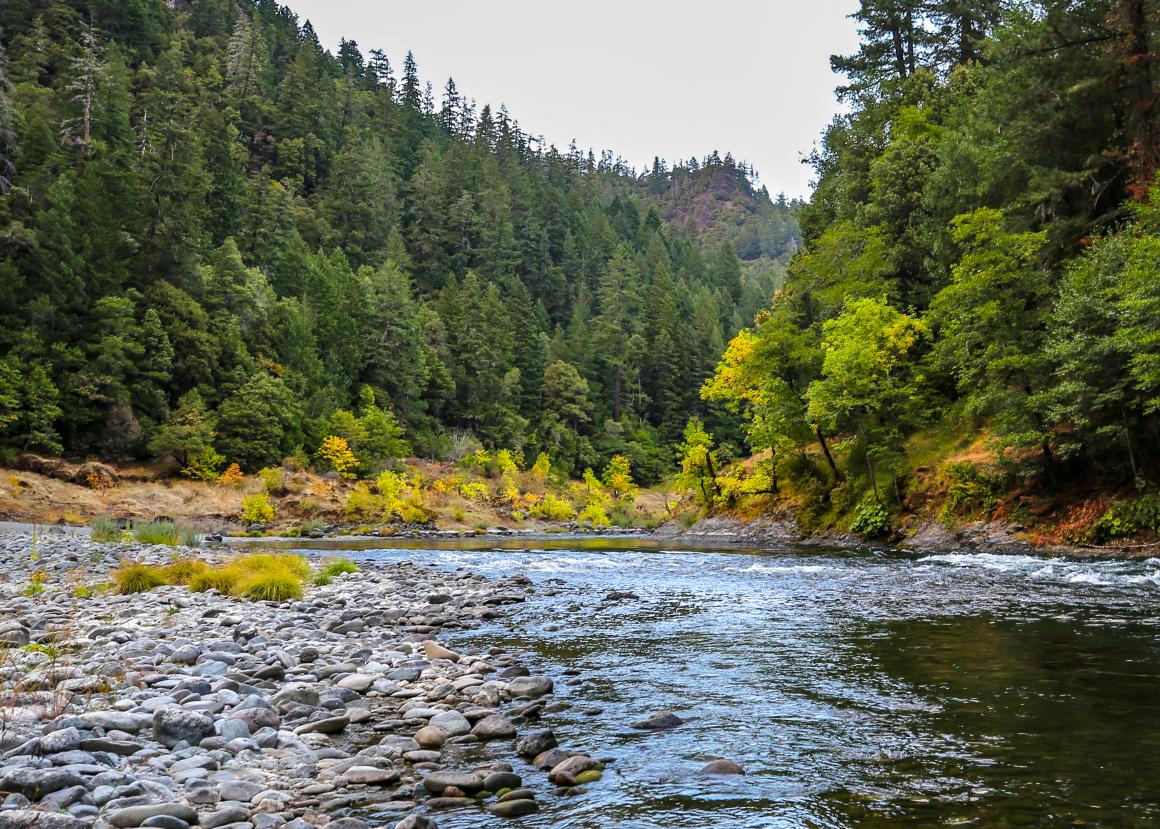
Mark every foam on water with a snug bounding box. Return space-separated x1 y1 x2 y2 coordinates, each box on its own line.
919 551 1160 588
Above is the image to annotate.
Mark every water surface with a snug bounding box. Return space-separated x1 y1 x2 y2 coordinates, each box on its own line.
270 537 1160 828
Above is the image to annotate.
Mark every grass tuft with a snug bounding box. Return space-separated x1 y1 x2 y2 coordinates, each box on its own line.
113 562 168 594
163 558 210 585
131 519 200 547
237 569 304 602
90 516 120 543
236 553 311 578
319 558 358 577
188 566 245 594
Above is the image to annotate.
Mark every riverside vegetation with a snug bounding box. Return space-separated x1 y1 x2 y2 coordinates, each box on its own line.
3 0 1160 548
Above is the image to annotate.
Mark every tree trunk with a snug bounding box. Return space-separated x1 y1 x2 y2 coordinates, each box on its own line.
1122 405 1141 483
1123 0 1158 197
816 425 844 483
891 26 907 80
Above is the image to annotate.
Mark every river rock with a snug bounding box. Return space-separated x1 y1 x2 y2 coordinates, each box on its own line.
422 642 460 662
548 755 601 784
486 799 539 818
108 803 198 828
336 674 374 692
153 708 216 748
506 676 553 698
203 806 250 829
0 767 85 800
482 771 521 792
269 684 319 710
413 726 449 748
420 771 485 794
700 759 745 775
341 766 401 786
516 728 557 757
631 710 685 730
471 713 516 741
427 711 470 737
392 816 437 829
0 811 89 829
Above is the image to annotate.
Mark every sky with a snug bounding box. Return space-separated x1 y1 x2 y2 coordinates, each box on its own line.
281 1 862 199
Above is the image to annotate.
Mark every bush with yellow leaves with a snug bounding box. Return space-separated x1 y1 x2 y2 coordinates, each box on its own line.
218 463 245 488
318 435 359 479
602 454 638 501
241 492 275 525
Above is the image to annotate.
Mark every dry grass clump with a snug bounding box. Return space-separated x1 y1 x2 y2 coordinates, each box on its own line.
112 563 168 594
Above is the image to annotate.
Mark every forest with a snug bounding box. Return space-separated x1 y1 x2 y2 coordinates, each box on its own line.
0 0 798 486
698 0 1160 538
2 0 1160 542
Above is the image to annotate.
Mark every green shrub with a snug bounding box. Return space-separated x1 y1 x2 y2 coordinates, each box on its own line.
937 461 1000 526
258 466 286 495
113 563 168 594
850 496 892 538
237 570 303 602
90 516 120 543
241 493 275 525
577 503 612 528
312 572 333 586
529 494 575 521
1089 493 1160 542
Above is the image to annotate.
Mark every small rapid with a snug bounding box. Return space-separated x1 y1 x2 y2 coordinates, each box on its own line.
267 537 1160 828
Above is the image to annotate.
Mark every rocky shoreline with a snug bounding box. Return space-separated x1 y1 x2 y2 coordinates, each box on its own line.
669 514 1153 558
0 530 612 829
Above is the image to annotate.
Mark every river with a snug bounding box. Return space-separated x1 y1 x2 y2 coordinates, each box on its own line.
262 536 1160 828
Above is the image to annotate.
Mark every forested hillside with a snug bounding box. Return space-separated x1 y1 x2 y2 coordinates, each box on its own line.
0 0 798 483
702 0 1160 540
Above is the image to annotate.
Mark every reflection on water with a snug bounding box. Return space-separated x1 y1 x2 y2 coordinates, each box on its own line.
256 536 1160 828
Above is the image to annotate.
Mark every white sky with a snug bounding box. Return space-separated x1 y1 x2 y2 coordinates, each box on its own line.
282 1 862 199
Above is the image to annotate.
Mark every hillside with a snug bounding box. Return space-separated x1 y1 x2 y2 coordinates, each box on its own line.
687 0 1160 549
0 0 797 485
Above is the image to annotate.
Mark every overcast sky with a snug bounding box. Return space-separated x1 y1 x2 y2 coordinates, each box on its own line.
281 1 862 199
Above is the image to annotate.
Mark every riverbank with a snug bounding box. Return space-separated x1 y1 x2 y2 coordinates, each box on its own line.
670 513 1160 559
0 530 617 829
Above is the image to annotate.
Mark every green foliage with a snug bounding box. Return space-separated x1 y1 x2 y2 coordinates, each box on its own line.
577 503 612 528
258 466 286 495
676 418 719 506
1088 494 1160 543
131 519 199 547
237 569 303 602
112 562 168 594
320 558 358 577
849 496 892 538
90 516 120 543
937 462 1000 526
240 493 275 525
529 494 575 521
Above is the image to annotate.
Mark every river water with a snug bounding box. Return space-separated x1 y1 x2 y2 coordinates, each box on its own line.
270 537 1160 828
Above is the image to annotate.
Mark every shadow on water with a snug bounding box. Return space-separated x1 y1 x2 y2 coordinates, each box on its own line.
247 536 1160 828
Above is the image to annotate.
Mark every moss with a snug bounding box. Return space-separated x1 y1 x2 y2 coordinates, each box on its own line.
575 770 603 783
